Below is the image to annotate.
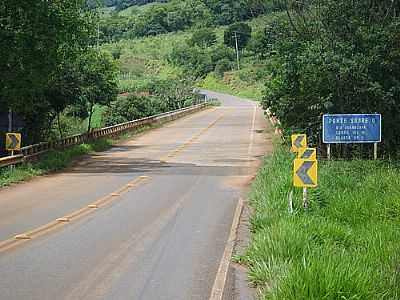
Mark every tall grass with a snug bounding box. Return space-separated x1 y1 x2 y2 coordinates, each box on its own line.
242 145 400 299
199 71 264 101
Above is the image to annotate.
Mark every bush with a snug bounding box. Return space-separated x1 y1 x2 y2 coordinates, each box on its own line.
214 59 233 78
104 95 167 126
169 43 213 78
189 28 217 48
224 22 252 50
262 1 400 155
209 44 236 66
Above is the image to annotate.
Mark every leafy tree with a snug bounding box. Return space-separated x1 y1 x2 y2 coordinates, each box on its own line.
0 0 96 143
169 44 213 78
263 0 400 154
209 45 236 65
214 59 233 78
79 50 119 132
189 28 217 48
224 22 252 50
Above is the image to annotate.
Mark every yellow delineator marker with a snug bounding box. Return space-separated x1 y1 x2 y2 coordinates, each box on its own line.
291 134 307 152
6 133 21 151
293 159 318 188
298 148 317 161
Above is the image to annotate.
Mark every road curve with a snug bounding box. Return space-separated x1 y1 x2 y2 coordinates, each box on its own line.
0 91 272 300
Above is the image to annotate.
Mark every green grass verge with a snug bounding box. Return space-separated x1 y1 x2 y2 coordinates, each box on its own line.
241 145 400 299
198 71 264 101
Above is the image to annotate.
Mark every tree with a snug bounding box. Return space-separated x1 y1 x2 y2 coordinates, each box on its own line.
214 59 233 78
189 28 217 48
79 50 118 132
224 22 252 50
263 0 400 154
169 44 213 79
0 0 96 143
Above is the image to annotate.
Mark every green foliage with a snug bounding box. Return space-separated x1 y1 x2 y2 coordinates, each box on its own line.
98 0 281 42
0 0 97 144
189 28 217 48
199 69 264 100
104 77 198 126
224 22 252 50
209 44 236 65
79 50 119 131
261 1 400 154
214 59 233 78
104 95 167 125
242 145 400 299
169 44 213 78
247 18 286 59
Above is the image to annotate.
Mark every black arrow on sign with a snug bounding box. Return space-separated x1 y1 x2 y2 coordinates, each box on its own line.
301 149 314 159
294 135 305 148
296 161 315 185
8 135 19 149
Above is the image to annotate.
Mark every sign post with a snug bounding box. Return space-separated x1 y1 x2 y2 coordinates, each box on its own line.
293 157 318 209
291 134 318 209
323 114 381 160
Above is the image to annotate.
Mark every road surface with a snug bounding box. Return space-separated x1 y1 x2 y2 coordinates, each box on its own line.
0 91 272 300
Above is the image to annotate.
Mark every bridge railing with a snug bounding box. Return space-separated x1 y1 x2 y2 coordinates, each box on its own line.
0 103 209 168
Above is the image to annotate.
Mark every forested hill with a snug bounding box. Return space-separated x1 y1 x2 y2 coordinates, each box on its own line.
89 0 166 11
98 0 278 42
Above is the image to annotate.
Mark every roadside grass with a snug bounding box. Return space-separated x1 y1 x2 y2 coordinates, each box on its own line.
241 145 400 299
199 71 264 101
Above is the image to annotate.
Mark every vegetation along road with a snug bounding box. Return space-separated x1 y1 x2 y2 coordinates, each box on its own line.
2 0 400 299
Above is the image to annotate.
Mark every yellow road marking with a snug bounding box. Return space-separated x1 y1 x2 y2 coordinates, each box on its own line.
0 109 219 253
56 218 70 223
161 114 224 161
0 176 151 253
15 234 31 240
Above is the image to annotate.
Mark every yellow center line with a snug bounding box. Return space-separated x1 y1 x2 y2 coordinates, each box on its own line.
0 108 223 253
160 114 224 161
0 176 151 253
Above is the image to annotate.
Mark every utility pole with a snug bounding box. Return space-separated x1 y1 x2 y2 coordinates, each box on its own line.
233 32 240 70
8 108 12 132
97 22 100 50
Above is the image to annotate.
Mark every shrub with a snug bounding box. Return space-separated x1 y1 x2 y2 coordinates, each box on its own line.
189 28 217 48
214 59 233 78
224 22 252 50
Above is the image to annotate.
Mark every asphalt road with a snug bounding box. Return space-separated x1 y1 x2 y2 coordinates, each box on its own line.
0 90 271 300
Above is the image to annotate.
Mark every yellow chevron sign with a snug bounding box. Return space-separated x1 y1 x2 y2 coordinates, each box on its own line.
291 134 307 152
298 148 317 160
293 159 318 188
6 133 21 151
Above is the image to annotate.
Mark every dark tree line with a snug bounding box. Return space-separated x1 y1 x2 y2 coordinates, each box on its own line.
0 0 118 146
258 0 400 156
98 0 282 42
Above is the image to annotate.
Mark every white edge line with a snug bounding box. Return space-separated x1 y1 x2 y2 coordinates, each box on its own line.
209 197 244 300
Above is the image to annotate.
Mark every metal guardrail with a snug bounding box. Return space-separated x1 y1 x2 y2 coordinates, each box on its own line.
0 103 208 168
